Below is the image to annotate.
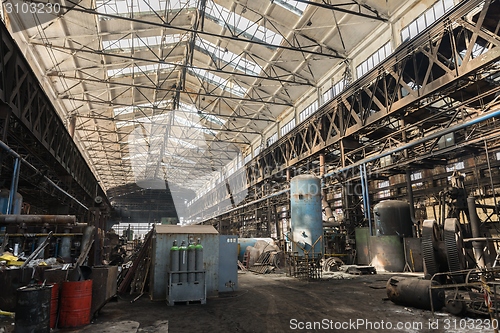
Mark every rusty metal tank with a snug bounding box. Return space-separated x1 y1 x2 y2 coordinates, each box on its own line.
290 174 323 257
386 276 445 310
373 200 414 237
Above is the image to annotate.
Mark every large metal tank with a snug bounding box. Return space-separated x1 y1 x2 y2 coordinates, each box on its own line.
386 276 445 310
373 200 414 237
290 174 323 257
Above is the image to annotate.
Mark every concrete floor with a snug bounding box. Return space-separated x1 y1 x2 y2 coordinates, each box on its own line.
1 271 496 332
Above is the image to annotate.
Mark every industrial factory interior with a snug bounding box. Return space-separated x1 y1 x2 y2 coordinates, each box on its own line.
1 0 500 331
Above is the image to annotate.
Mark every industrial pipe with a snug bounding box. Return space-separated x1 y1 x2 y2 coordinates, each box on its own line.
198 108 500 225
323 108 500 179
467 196 485 268
6 157 20 214
0 215 76 225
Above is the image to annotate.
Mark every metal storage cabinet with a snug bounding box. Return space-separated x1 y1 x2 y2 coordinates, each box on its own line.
150 225 219 300
219 235 238 292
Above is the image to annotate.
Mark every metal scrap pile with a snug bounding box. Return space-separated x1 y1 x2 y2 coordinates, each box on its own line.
243 240 282 274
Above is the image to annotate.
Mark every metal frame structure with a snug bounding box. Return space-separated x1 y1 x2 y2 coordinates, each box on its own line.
188 0 500 241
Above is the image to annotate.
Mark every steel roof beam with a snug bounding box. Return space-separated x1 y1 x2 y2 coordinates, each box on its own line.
46 1 345 59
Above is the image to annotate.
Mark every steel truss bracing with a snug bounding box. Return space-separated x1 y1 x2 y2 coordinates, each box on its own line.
187 0 500 237
0 23 107 216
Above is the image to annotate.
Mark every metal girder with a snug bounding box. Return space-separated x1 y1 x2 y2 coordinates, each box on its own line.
186 0 500 221
59 87 291 107
36 42 311 87
0 23 105 204
293 0 388 21
43 1 344 59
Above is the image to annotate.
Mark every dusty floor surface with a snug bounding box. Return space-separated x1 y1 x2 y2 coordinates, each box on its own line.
1 271 497 332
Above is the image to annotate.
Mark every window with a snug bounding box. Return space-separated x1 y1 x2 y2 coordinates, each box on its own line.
195 38 261 75
411 172 422 181
496 152 500 161
401 0 454 42
378 180 390 188
280 118 296 136
244 153 252 164
267 132 278 147
188 67 246 97
299 101 318 122
254 146 261 157
446 161 465 172
356 42 392 78
322 80 345 104
204 2 283 47
273 0 308 16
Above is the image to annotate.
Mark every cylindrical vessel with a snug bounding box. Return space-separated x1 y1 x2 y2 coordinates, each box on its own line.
0 189 23 214
50 283 59 329
179 240 188 283
58 280 92 328
170 240 180 284
187 239 196 283
290 175 323 257
60 229 72 261
15 285 52 333
386 276 444 310
373 200 413 237
195 238 203 282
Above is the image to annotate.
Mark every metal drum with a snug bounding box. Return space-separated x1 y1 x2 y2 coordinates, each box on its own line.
290 174 323 257
58 280 93 328
15 285 52 333
386 276 444 310
374 200 413 237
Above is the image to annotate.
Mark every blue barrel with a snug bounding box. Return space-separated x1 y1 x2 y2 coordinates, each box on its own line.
290 174 323 257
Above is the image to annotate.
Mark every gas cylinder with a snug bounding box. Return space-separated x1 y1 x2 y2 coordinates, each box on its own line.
195 238 203 282
179 240 188 283
170 240 180 283
187 238 196 283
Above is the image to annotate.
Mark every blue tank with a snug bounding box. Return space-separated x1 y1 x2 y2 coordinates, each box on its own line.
290 174 323 257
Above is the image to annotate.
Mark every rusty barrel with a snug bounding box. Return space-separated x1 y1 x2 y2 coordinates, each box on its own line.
386 276 444 310
15 285 52 333
50 283 59 329
58 280 93 328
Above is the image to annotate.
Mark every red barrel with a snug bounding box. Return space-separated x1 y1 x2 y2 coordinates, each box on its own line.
50 283 59 329
58 280 93 328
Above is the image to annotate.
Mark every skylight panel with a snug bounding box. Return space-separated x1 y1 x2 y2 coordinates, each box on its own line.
178 101 225 126
113 100 171 117
95 0 196 18
195 38 261 75
107 62 177 78
273 0 308 16
102 34 186 52
205 2 283 48
188 67 246 97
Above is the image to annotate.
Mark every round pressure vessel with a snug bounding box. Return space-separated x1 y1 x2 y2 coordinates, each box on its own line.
187 239 196 283
170 240 180 283
374 200 413 237
290 174 323 257
179 240 188 283
195 238 203 282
